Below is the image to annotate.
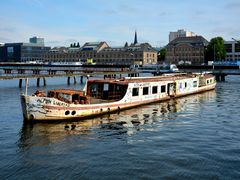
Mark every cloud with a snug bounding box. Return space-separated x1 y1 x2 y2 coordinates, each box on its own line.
225 2 240 9
0 27 17 33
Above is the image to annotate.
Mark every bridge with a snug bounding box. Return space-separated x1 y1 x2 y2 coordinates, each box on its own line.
0 63 139 88
178 65 240 81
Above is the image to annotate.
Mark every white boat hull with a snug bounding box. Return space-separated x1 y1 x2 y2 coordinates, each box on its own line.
21 82 216 121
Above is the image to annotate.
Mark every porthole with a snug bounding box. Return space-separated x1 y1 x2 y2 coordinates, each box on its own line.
65 110 70 115
71 111 76 115
100 108 103 112
29 114 34 120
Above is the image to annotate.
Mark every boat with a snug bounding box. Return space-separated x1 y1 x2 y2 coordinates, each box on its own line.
48 61 83 67
136 64 179 73
20 73 216 121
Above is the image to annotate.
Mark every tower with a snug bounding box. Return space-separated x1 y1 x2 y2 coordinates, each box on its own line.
134 31 138 45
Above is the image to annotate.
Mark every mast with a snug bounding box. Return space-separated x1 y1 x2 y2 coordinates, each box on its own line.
25 78 28 95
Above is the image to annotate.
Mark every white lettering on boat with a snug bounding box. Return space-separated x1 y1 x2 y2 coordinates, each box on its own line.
36 98 69 107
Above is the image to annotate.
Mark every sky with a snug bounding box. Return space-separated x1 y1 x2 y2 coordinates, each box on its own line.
0 0 240 47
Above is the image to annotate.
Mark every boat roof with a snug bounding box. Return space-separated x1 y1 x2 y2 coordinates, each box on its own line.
87 73 213 85
87 73 214 85
48 89 85 95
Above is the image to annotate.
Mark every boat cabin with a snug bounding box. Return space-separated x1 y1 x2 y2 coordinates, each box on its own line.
86 79 128 101
199 74 215 87
47 89 88 104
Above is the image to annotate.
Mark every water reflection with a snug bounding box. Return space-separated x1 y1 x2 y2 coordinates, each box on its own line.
18 90 216 149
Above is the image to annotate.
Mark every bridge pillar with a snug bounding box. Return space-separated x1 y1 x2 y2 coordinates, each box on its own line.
74 76 77 84
43 78 46 86
80 76 83 83
67 77 71 85
19 79 23 88
37 78 40 87
220 75 226 81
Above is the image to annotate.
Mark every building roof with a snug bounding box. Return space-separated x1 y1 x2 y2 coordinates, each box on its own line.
101 43 157 53
81 42 109 51
167 36 209 47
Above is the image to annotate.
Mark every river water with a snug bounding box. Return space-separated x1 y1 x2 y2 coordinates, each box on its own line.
0 76 240 179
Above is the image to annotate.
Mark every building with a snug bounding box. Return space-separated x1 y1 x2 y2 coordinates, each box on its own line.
166 36 208 65
0 37 50 62
43 42 108 63
29 36 45 46
43 32 158 65
97 43 157 65
169 29 196 42
224 41 240 61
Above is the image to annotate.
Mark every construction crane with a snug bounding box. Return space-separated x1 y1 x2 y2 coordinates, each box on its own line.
232 38 240 44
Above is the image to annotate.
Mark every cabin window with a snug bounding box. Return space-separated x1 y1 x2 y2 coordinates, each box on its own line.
152 86 158 94
193 81 197 87
72 94 79 102
210 79 212 83
103 83 109 91
132 88 139 96
59 93 71 102
185 82 187 88
143 87 149 95
161 85 166 93
207 80 209 84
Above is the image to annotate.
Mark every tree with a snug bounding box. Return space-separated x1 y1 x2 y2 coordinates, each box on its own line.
70 43 73 47
158 48 166 62
205 37 226 61
73 43 76 47
77 42 80 47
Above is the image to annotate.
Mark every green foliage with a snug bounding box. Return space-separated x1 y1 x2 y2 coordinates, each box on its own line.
205 37 226 61
158 48 166 62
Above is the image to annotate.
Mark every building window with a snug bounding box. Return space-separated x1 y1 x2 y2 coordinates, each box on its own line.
152 86 158 94
161 85 166 93
132 88 139 96
193 81 197 87
143 87 149 95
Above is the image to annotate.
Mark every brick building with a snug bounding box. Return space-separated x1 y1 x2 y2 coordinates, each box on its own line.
43 32 158 65
166 36 208 65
